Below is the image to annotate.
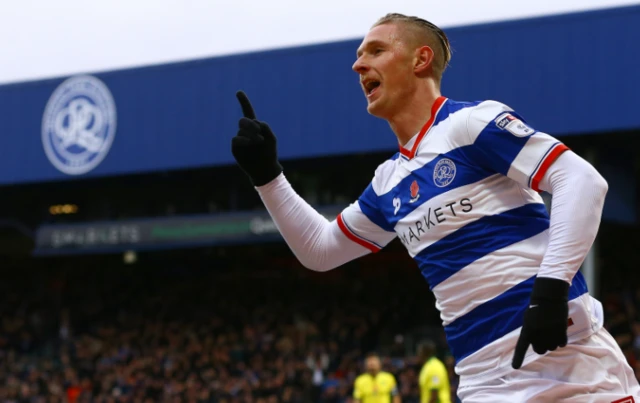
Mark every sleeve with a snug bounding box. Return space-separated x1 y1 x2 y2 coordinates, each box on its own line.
256 173 396 271
353 378 363 399
256 173 372 271
338 182 397 253
389 374 399 396
430 364 444 388
536 151 608 283
429 374 441 388
465 101 570 191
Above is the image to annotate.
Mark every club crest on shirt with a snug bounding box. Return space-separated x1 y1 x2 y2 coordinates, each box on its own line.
409 180 420 203
494 112 534 137
433 158 456 188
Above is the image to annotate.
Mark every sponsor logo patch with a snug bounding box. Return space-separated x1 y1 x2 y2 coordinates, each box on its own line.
495 112 534 137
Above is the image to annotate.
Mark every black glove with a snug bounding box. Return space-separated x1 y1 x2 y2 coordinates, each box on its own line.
512 277 570 369
231 91 283 187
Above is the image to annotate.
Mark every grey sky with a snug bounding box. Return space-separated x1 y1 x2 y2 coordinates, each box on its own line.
1 0 637 84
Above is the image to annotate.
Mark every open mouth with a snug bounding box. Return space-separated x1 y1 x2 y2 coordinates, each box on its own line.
363 79 381 96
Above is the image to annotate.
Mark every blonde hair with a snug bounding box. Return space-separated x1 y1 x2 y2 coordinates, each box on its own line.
372 13 452 82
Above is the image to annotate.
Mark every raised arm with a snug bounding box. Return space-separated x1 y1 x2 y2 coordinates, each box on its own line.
231 91 395 271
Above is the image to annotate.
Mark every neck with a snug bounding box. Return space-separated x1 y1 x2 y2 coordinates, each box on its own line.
387 83 441 147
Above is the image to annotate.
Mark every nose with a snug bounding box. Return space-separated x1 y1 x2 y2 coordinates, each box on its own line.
352 57 369 74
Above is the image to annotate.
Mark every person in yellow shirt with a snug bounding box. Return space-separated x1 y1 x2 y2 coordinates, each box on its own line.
353 353 401 403
418 340 451 403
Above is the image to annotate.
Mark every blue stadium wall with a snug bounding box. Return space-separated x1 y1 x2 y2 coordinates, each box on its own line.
0 4 639 186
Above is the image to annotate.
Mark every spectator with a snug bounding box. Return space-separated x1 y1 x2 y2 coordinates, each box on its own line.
2 260 636 403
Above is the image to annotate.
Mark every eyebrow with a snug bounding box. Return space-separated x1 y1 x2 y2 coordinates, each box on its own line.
356 39 387 58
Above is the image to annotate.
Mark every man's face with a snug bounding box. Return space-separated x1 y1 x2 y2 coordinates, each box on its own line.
365 356 382 374
353 23 416 119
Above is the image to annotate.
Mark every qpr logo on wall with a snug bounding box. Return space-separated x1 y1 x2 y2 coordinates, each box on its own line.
42 75 117 175
433 158 456 188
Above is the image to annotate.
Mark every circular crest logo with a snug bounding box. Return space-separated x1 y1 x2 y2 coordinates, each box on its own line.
433 158 456 188
42 75 117 175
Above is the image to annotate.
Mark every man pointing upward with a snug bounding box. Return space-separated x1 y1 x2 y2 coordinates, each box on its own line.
231 13 639 402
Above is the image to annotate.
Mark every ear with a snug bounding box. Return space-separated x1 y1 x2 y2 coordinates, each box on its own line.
414 45 435 75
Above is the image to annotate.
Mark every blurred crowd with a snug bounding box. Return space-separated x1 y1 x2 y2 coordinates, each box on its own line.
0 255 452 403
1 251 639 403
602 289 640 382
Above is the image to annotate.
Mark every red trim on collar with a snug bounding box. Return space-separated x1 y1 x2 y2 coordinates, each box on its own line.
399 96 447 159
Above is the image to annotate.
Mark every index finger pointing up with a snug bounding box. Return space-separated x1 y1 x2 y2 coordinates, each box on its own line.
236 90 256 120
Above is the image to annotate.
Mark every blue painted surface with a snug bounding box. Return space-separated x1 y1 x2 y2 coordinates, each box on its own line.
0 5 638 185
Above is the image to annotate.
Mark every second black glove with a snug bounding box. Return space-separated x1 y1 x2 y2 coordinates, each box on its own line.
512 277 570 369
